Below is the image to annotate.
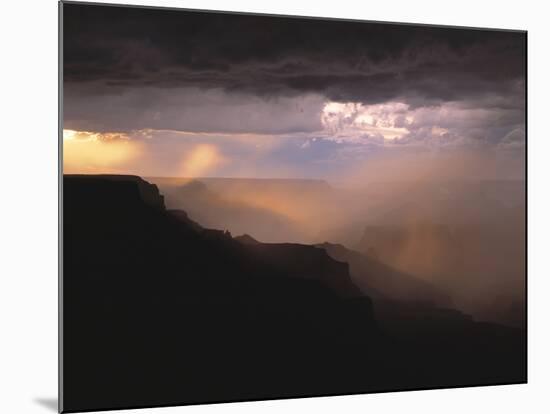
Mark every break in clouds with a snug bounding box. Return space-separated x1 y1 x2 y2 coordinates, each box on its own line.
63 4 526 179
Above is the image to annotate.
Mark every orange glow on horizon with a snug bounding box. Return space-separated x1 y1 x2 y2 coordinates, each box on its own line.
63 129 143 173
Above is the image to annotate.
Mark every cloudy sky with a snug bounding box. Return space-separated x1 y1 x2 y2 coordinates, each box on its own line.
62 3 526 181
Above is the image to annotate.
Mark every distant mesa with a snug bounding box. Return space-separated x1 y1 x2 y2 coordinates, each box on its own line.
177 179 209 193
146 176 332 194
234 233 260 245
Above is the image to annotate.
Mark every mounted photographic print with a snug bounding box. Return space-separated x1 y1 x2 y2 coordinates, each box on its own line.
60 1 527 412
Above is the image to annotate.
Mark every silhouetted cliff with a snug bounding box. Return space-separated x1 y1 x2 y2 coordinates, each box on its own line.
65 174 166 209
63 175 377 412
62 175 526 413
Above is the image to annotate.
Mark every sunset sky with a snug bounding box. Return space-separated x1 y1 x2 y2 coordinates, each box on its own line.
62 3 526 181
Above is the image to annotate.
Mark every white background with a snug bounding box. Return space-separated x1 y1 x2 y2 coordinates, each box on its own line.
1 0 548 413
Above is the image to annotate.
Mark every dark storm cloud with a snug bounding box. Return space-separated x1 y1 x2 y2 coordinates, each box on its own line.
63 3 526 107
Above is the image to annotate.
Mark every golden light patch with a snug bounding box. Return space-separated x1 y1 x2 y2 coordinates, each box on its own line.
218 189 323 237
63 129 142 173
180 144 224 177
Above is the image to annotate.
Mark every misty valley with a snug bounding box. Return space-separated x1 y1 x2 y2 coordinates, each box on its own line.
63 174 526 412
148 174 525 328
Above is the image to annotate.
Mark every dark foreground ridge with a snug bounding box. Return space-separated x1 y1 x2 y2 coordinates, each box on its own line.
62 175 526 413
